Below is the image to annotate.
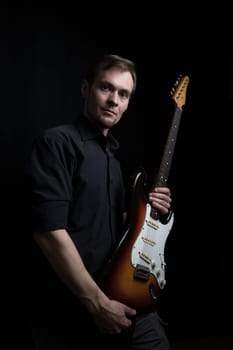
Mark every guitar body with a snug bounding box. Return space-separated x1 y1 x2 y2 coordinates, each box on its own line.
102 169 174 313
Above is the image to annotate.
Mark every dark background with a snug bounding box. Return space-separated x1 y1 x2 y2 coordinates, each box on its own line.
2 3 233 349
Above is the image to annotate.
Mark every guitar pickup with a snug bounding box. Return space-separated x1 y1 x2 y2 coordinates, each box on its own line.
134 264 150 281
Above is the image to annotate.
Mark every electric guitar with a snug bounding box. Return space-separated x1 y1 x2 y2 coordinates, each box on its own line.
101 75 190 313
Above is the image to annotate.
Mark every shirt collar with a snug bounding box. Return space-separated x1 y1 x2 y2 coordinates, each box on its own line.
75 115 120 152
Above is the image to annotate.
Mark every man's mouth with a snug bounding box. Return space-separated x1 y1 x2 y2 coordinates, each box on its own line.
102 108 116 116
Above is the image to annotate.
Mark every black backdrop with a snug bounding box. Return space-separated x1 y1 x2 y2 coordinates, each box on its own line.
3 4 233 349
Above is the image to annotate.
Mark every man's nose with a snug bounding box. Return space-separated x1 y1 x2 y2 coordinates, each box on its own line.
108 91 118 106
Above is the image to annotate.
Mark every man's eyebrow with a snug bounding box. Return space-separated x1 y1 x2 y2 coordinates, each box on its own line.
120 88 130 95
99 80 131 95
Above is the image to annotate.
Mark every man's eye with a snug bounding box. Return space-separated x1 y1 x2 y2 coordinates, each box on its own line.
120 91 129 99
100 83 110 91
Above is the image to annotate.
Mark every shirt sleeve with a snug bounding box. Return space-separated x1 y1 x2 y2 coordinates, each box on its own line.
25 133 75 232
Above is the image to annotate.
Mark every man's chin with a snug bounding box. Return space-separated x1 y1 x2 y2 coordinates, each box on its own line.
101 116 116 128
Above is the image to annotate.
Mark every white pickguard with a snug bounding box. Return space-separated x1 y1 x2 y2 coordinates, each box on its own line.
131 203 174 289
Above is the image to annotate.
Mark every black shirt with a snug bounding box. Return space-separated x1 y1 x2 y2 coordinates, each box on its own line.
24 115 127 325
26 115 125 278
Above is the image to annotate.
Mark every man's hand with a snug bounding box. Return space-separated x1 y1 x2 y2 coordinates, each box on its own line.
149 187 171 215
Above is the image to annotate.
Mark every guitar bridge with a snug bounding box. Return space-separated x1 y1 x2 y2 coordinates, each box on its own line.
134 264 150 281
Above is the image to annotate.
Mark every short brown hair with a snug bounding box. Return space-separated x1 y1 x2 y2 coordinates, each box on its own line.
85 54 137 95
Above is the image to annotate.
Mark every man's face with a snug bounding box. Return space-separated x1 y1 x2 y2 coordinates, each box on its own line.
82 67 134 135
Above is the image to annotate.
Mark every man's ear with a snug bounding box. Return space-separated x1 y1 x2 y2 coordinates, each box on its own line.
81 80 89 98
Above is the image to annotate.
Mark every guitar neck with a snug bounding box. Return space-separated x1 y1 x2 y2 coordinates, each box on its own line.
150 74 189 220
153 105 182 188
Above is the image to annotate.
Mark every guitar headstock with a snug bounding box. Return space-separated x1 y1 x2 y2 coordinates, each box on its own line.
170 75 190 109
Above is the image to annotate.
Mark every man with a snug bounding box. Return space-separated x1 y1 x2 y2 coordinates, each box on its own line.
25 54 172 349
